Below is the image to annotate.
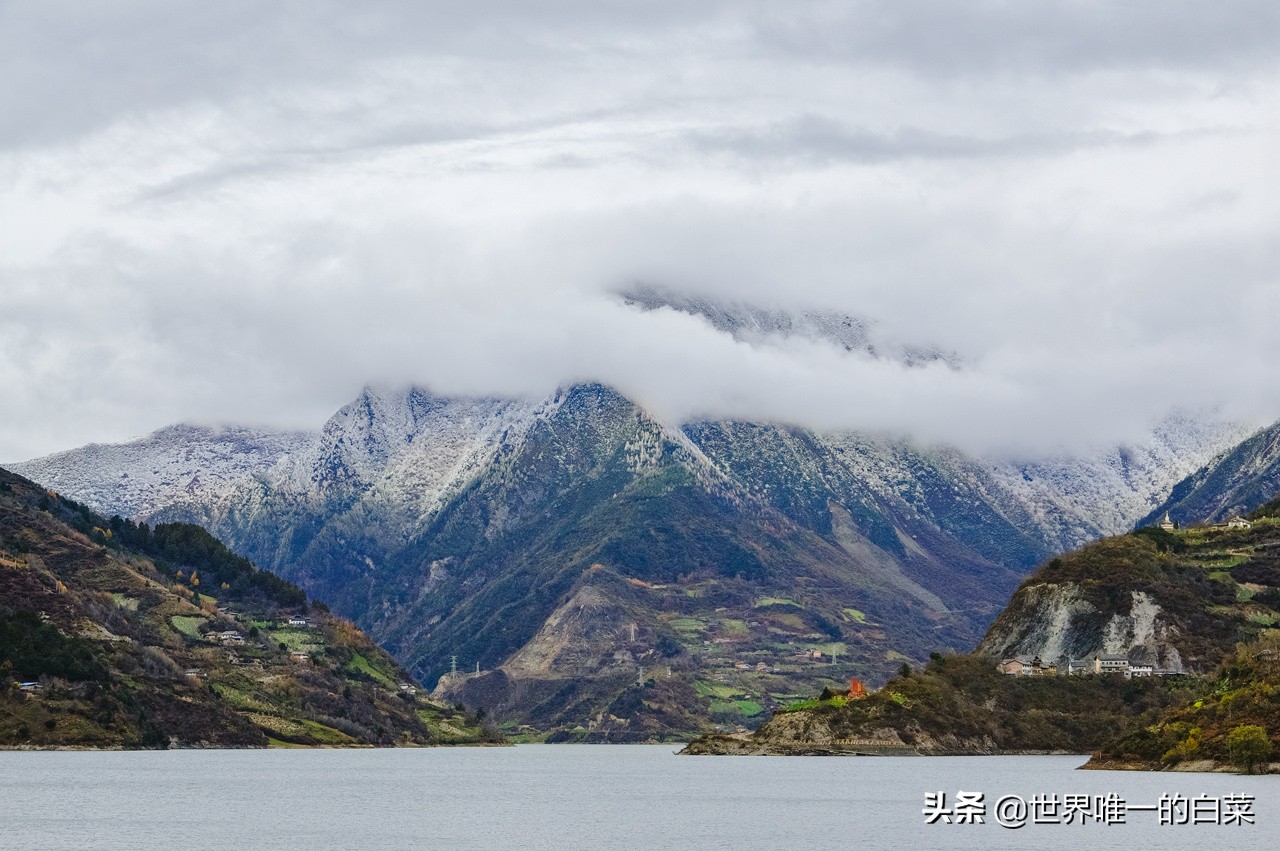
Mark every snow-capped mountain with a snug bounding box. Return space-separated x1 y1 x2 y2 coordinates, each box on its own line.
5 424 314 522
985 410 1259 550
5 377 1256 737
6 281 1263 737
1142 418 1280 526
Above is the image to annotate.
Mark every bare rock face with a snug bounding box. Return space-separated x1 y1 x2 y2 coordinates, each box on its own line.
501 585 637 679
979 585 1184 673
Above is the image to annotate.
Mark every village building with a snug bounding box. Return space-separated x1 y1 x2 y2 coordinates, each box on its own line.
1066 658 1092 675
997 655 1055 676
287 616 311 628
1128 663 1154 678
1093 654 1130 675
213 630 245 646
1226 516 1253 530
998 658 1026 676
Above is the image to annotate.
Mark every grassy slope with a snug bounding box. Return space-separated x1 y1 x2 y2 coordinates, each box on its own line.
1093 634 1280 770
684 653 1202 754
0 467 499 749
686 494 1280 758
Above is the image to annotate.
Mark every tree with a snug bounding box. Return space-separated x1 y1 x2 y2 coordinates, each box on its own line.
1227 725 1272 774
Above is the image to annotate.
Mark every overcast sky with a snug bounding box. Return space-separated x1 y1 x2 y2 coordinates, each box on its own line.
2 1 1277 461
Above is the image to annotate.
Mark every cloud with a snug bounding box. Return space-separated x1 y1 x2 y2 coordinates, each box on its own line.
1 2 1277 461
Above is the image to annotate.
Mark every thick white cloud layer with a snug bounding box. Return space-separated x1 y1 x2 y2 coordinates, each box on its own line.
2 1 1277 460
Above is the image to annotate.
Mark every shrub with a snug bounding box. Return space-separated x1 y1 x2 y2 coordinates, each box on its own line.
1227 725 1271 774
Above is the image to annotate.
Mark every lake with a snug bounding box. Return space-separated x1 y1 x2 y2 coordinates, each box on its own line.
0 746 1275 849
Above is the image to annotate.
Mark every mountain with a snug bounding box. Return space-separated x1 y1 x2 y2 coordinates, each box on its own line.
9 424 315 525
619 283 961 367
0 467 497 749
684 493 1280 757
977 516 1280 674
985 411 1258 551
1141 420 1280 527
225 383 1047 739
4 394 1253 736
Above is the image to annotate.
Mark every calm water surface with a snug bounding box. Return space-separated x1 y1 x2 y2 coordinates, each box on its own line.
1 746 1276 850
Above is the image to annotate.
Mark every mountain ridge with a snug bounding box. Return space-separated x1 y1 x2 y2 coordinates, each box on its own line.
6 380 1258 737
1141 420 1280 528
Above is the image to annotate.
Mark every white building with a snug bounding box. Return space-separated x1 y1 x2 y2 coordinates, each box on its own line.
1093 654 1130 675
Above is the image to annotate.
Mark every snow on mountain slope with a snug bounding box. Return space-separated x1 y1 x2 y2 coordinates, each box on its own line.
1141 418 1280 526
5 424 314 520
9 391 1248 561
270 386 548 524
985 410 1255 548
4 387 557 553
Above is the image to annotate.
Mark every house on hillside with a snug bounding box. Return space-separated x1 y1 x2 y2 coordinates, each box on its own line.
1128 663 1154 677
998 655 1058 676
287 616 311 628
1066 658 1091 675
997 658 1027 676
1226 516 1253 530
1093 654 1130 675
